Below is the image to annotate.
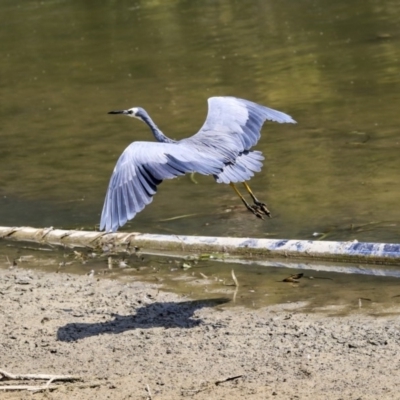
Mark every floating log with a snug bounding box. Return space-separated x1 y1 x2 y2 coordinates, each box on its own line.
0 226 399 265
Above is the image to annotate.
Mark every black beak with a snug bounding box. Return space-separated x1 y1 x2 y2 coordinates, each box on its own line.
108 110 127 115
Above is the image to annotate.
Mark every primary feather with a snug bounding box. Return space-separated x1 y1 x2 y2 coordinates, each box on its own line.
100 96 296 232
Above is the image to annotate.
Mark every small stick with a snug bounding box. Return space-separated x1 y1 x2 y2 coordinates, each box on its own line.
189 172 198 184
215 375 244 385
145 383 152 399
233 286 239 303
159 213 198 222
0 384 58 392
231 269 239 287
0 369 80 382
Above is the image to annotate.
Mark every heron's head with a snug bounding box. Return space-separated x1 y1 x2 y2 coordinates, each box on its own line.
108 107 147 121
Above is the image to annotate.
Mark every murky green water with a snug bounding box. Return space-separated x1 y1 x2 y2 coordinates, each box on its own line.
1 0 399 242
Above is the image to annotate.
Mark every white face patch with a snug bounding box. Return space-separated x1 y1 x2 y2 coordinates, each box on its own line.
126 107 139 118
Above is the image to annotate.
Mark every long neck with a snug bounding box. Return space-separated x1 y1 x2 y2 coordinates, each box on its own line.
141 113 175 143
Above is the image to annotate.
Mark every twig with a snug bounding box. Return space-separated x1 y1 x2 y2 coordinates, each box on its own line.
159 213 198 222
46 378 55 387
0 369 81 393
0 384 59 392
233 286 239 303
189 172 198 184
231 269 239 287
0 377 59 392
0 369 80 382
215 375 244 385
145 383 152 399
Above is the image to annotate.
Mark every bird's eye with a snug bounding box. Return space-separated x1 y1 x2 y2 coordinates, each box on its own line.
128 110 134 114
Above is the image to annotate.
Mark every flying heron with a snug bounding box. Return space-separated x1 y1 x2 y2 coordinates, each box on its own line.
100 96 296 232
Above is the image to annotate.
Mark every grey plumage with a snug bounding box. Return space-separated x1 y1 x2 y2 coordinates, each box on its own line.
100 96 296 232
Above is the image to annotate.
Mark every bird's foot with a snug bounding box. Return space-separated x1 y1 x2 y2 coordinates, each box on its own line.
246 204 266 220
253 201 271 218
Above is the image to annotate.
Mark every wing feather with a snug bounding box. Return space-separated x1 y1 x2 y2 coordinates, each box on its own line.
215 150 264 184
100 141 224 232
181 97 295 185
186 97 296 159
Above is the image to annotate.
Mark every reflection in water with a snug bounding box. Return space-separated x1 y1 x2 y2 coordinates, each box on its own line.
0 0 399 244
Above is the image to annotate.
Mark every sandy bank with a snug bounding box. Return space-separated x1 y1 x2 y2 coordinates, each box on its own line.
0 266 399 399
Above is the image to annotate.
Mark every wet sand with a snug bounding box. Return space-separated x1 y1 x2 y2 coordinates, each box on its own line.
1 266 399 399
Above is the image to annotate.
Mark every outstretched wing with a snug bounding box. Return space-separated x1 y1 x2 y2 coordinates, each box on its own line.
185 97 296 160
100 141 224 232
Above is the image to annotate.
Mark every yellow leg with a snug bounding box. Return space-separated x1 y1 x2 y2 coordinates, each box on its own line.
242 182 258 203
230 183 247 203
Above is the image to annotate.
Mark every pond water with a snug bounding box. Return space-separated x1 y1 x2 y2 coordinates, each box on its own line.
1 0 399 243
2 240 400 312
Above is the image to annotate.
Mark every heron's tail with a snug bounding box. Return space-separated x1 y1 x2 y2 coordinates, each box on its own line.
214 150 264 184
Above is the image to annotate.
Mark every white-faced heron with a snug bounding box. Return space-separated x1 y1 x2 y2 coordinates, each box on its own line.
101 97 296 232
